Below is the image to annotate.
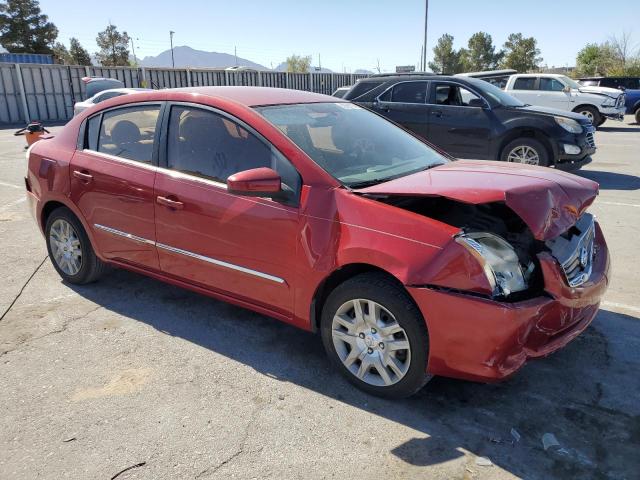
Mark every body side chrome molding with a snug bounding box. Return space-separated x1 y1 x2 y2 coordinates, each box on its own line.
93 223 285 284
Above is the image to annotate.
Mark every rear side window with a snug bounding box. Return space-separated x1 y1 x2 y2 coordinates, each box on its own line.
513 77 536 90
345 81 380 99
166 106 301 200
388 82 428 103
97 106 160 163
85 115 101 150
539 78 565 91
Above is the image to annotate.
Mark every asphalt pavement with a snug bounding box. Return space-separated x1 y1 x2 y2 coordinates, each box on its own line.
0 117 639 479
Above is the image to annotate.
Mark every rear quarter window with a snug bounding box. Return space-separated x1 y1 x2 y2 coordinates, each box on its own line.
85 115 101 150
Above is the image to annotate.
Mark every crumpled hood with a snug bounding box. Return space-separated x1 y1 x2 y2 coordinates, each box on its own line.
577 85 622 98
356 161 599 241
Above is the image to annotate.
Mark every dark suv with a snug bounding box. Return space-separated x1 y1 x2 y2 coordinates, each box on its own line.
579 77 640 123
343 74 596 170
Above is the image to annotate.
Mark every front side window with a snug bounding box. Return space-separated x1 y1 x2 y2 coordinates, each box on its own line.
513 77 537 90
539 78 565 91
166 106 301 198
256 102 447 188
433 84 482 106
97 105 160 163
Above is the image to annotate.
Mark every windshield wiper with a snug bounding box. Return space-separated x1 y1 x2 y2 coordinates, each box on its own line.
347 178 389 189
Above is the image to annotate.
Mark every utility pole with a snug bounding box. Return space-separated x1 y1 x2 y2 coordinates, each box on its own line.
421 0 428 72
130 37 138 65
169 30 175 68
234 46 238 66
318 53 321 71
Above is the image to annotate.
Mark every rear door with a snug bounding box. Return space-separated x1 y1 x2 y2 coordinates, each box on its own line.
509 77 540 106
70 103 162 269
372 81 430 139
425 82 491 159
153 103 301 316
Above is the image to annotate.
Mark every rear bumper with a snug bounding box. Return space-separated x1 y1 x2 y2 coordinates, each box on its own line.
408 222 610 382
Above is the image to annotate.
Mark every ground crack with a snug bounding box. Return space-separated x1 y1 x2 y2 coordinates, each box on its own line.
0 256 48 323
195 401 267 478
0 305 103 357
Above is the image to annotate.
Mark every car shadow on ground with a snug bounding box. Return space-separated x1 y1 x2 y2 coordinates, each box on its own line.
575 170 640 190
68 269 640 479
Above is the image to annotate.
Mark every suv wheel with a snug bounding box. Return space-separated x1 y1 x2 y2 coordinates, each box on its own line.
635 108 640 124
320 273 432 398
574 106 602 127
45 207 107 284
500 138 549 166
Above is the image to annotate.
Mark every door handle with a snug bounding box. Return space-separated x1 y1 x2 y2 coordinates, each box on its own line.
72 170 93 182
157 195 184 210
431 110 443 117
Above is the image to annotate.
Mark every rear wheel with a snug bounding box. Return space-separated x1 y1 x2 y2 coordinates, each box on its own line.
320 272 432 398
45 207 107 284
500 138 549 167
574 105 602 127
635 108 640 124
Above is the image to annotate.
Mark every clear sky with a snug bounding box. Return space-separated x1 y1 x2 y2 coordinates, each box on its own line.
39 0 639 72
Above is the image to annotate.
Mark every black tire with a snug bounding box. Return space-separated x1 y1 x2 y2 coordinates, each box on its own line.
45 207 108 284
499 138 550 167
320 272 431 398
635 108 640 125
573 105 602 128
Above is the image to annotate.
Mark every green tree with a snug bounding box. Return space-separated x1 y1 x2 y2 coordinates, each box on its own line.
428 34 463 74
69 37 92 65
285 54 311 73
501 33 542 72
52 41 71 64
461 32 504 72
95 24 130 66
575 43 616 76
0 0 58 53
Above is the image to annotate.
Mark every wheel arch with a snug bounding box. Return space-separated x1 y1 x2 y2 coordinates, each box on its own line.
310 263 423 333
498 127 555 164
572 103 599 115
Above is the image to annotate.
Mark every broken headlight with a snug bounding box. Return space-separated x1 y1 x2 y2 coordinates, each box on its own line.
456 232 528 297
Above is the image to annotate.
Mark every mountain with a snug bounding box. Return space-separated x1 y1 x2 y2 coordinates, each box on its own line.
139 46 267 70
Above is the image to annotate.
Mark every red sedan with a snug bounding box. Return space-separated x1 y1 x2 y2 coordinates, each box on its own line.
25 87 610 398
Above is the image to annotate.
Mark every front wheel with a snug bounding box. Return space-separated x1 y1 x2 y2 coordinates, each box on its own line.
320 273 432 398
500 138 550 167
635 108 640 124
574 105 602 127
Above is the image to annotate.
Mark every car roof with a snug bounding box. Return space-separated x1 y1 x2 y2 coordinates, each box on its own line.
514 73 564 78
167 86 344 106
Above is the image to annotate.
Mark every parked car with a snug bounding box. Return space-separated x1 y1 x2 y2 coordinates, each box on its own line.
504 73 626 127
25 87 609 398
81 76 125 98
456 69 517 89
73 88 152 116
343 74 595 170
579 76 640 124
332 86 351 98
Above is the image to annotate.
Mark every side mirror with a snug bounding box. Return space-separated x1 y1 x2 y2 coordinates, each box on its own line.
562 86 571 93
227 167 282 197
468 98 487 108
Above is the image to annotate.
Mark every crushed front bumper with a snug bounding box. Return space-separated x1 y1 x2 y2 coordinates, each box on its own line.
601 106 626 121
408 222 610 382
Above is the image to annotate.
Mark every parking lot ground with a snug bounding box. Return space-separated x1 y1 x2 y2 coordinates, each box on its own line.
0 117 639 480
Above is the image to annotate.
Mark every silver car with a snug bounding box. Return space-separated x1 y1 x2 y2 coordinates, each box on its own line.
73 88 152 116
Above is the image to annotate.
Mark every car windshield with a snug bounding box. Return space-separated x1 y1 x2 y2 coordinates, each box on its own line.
256 102 447 187
559 76 582 89
465 77 525 107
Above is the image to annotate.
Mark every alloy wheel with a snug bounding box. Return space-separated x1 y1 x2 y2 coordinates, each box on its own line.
507 145 540 165
49 218 82 276
331 298 411 387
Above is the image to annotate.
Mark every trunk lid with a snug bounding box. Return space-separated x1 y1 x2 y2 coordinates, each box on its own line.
356 160 599 241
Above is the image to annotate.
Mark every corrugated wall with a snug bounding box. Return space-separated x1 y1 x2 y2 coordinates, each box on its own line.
0 63 369 125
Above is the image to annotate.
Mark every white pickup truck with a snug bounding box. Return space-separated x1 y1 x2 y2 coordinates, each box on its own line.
503 74 626 127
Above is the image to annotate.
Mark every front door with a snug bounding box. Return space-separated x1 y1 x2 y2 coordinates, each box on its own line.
70 103 162 269
537 77 571 110
426 82 491 159
153 104 302 316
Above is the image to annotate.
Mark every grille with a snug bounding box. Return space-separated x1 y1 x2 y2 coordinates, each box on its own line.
586 131 596 149
616 94 626 108
546 213 596 287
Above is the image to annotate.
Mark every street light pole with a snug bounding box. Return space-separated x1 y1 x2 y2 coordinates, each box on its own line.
130 37 138 65
421 0 428 72
169 30 175 68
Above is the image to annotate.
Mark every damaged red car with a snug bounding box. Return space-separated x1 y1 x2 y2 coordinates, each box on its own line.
25 87 610 398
